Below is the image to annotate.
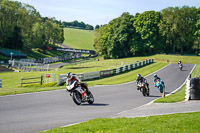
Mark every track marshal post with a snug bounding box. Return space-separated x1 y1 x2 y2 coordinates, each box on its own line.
162 88 165 97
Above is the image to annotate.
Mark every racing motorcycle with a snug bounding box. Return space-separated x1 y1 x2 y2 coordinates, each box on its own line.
155 79 165 93
179 64 183 71
66 80 94 105
138 81 150 96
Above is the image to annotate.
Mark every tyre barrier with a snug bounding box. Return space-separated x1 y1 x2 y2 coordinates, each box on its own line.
190 78 200 100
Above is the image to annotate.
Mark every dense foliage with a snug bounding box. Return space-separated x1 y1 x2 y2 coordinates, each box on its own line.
0 0 64 53
94 6 200 58
62 20 94 30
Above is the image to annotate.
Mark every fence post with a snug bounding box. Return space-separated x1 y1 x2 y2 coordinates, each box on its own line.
41 75 43 85
0 79 2 88
21 77 23 87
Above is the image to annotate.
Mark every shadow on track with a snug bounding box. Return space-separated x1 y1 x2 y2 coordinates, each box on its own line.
148 95 161 98
81 103 109 106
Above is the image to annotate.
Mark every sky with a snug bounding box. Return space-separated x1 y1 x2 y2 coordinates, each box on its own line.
13 0 200 27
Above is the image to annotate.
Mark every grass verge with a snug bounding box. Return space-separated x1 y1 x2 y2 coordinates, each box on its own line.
41 111 200 133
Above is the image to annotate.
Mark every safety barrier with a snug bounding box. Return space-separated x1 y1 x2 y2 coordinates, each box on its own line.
185 75 200 100
57 59 154 85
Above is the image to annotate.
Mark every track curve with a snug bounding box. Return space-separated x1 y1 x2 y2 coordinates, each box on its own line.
0 64 194 133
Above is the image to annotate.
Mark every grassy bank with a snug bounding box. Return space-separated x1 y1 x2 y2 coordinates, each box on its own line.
41 111 200 133
151 54 200 64
63 28 95 50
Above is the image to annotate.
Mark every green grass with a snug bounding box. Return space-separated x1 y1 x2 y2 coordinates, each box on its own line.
27 48 65 59
0 46 65 61
63 28 95 50
41 111 200 133
151 54 200 64
154 64 200 103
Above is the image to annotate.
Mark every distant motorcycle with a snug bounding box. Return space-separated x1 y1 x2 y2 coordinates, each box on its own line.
179 64 183 71
155 79 165 93
138 81 150 96
66 80 94 105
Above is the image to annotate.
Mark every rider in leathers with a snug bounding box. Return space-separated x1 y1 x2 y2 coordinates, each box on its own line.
153 74 165 87
66 72 89 94
136 74 149 93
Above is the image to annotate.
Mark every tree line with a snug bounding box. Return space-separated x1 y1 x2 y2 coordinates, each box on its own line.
0 0 64 53
62 20 94 30
94 6 200 59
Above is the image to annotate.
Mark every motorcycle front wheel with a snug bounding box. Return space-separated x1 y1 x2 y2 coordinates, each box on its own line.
87 90 94 104
72 91 82 105
142 87 146 96
145 85 150 96
159 86 163 93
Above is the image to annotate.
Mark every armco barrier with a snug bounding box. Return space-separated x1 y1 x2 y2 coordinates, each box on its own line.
100 70 113 77
57 59 154 85
81 71 100 80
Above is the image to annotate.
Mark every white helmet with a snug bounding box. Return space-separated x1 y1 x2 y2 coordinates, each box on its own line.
66 72 72 80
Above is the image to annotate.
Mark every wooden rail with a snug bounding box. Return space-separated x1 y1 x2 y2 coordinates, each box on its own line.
21 76 43 87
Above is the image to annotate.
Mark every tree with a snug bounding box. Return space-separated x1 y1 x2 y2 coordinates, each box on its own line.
133 11 162 54
0 0 64 52
94 24 110 58
94 12 135 58
194 8 200 55
95 25 100 29
159 6 197 54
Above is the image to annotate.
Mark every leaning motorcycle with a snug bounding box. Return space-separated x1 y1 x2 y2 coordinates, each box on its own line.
66 80 94 105
179 64 183 71
155 79 165 93
138 82 150 96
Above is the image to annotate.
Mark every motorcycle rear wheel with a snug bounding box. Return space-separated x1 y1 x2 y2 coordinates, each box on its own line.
72 91 82 105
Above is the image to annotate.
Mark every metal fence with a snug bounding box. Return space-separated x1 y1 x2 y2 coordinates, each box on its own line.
10 52 83 71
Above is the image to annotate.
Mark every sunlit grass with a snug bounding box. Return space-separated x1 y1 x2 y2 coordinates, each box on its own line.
41 112 200 133
63 28 95 50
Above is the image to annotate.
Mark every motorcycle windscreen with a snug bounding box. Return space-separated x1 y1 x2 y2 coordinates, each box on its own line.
67 80 76 90
68 80 75 86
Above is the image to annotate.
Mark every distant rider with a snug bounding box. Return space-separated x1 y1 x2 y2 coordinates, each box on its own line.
178 60 182 65
136 74 149 90
153 74 165 87
66 72 89 93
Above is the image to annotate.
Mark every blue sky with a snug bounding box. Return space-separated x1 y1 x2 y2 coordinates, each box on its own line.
14 0 200 26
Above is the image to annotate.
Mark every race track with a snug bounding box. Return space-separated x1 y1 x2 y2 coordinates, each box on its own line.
0 64 194 133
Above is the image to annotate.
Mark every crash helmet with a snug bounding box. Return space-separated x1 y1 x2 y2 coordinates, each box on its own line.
66 72 72 80
137 74 141 79
154 74 157 78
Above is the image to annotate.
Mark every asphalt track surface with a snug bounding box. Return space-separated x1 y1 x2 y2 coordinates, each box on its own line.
0 64 195 133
